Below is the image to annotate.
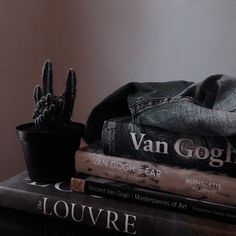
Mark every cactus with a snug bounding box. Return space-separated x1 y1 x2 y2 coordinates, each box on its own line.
32 60 77 130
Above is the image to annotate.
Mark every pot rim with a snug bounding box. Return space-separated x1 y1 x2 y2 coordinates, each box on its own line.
16 122 84 132
16 122 85 141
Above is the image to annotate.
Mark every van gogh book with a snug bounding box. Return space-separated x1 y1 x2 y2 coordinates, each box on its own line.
0 172 236 236
71 174 236 223
102 116 236 176
75 143 236 206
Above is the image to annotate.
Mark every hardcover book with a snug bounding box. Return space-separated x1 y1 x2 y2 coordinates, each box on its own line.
0 206 120 236
102 116 236 176
71 174 236 224
1 172 236 235
75 143 236 206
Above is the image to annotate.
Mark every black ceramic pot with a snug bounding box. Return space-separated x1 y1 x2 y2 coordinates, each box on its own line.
16 122 85 183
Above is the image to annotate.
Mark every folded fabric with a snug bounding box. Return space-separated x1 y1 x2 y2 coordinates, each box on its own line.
84 74 236 146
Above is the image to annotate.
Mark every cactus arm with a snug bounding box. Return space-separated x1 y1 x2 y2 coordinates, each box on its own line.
42 60 53 96
33 85 42 104
63 69 76 122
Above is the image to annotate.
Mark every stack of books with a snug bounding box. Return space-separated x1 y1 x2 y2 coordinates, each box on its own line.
72 116 236 225
1 116 236 235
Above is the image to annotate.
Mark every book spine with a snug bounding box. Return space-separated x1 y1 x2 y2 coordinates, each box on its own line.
1 175 236 236
75 150 236 206
0 186 139 235
102 118 236 176
2 186 232 236
71 177 236 224
0 206 106 236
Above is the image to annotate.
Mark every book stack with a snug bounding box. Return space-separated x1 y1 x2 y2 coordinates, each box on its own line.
72 116 236 225
1 116 236 235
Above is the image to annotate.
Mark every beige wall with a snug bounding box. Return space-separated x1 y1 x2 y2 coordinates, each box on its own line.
0 1 56 181
1 0 236 181
58 0 236 123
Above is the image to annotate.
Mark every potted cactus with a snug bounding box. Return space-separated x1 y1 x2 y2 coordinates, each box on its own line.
16 60 85 183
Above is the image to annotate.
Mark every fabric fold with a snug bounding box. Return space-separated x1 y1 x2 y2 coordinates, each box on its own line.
84 74 236 147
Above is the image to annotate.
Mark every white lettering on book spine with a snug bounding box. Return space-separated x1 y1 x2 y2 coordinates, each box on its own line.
130 132 169 154
130 132 235 167
42 197 137 234
93 157 161 178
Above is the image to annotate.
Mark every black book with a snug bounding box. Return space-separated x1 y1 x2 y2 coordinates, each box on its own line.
0 206 120 236
71 174 236 224
1 172 236 235
102 116 236 176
